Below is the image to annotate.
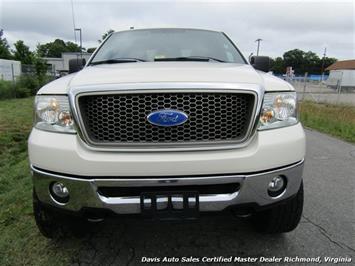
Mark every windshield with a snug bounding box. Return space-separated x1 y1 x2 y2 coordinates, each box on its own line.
90 29 246 64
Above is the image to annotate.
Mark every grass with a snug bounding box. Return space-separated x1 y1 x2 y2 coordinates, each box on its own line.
299 101 355 143
0 97 82 266
0 97 353 265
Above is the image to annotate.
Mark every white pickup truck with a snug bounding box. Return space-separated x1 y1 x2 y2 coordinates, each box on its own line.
28 28 305 238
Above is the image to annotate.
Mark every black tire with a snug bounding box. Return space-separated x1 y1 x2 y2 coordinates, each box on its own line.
252 181 304 234
33 189 89 239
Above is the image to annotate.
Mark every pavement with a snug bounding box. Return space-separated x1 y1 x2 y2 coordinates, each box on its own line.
66 129 355 266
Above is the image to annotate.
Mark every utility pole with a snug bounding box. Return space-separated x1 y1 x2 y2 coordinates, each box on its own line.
71 0 77 42
321 47 327 81
255 38 262 56
75 28 82 61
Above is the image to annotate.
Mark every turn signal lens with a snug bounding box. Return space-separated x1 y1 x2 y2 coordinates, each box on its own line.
58 111 74 127
260 107 274 124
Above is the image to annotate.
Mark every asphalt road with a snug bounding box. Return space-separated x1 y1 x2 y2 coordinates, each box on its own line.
67 129 355 266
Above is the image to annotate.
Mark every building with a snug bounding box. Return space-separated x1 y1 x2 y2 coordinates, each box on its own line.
43 57 64 74
43 52 92 75
0 59 21 81
325 60 355 90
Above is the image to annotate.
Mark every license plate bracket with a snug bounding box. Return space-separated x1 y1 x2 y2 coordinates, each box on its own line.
140 191 199 220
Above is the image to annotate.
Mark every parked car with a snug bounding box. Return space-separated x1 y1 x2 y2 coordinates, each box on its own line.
28 28 305 238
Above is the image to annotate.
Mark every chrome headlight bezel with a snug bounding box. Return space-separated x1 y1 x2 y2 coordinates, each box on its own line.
34 95 76 133
258 91 298 130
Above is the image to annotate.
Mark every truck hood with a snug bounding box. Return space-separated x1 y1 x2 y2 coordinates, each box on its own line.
38 62 293 94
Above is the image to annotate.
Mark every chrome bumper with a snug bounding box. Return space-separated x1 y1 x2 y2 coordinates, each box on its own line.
31 160 304 214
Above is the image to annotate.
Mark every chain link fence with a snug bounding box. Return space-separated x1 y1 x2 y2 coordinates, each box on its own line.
285 74 355 106
0 62 55 100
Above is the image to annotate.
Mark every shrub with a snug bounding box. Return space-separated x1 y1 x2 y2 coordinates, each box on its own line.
14 87 31 98
0 80 15 99
16 75 39 95
0 74 53 100
0 80 31 99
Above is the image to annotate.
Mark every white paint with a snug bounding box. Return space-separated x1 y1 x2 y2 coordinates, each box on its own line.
326 69 355 89
28 123 305 176
38 62 294 94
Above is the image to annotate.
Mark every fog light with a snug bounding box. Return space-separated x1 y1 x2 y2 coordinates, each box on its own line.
50 182 69 204
267 176 286 197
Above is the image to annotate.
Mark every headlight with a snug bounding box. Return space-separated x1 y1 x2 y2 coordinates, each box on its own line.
258 92 298 130
34 95 76 133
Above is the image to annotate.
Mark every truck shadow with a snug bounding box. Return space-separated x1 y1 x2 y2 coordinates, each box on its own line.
59 212 289 265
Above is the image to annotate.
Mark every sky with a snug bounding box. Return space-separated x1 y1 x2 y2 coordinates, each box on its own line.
0 0 354 60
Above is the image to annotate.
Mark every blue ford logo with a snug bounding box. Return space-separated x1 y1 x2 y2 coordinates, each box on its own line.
147 109 188 127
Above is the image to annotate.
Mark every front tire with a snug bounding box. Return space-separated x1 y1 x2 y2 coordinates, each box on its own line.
33 189 88 238
252 182 304 233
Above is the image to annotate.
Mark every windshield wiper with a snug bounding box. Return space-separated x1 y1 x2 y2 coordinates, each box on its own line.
154 56 226 62
90 58 146 65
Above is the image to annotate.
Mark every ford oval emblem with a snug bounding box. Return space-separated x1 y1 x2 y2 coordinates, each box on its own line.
147 109 188 127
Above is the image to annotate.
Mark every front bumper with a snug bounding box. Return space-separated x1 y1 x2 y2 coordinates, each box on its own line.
32 160 304 214
28 123 305 176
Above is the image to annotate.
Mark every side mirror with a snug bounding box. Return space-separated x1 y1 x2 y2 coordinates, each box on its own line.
69 58 86 74
250 56 271 72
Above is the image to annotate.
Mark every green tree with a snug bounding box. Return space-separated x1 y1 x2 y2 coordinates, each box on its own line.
271 49 337 75
322 57 337 72
33 56 48 77
283 49 305 74
271 57 285 74
87 47 96 53
303 51 320 74
66 41 82 52
0 29 13 59
99 29 114 43
13 40 34 64
282 49 331 74
37 39 82 58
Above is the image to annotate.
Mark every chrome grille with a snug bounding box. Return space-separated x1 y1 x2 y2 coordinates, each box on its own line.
77 91 255 146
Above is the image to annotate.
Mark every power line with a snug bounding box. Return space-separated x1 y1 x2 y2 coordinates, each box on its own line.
70 0 77 42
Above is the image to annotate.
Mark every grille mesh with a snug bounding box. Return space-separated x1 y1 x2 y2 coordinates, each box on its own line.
78 92 255 145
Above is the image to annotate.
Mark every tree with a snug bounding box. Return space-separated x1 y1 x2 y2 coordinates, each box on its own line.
87 47 96 53
0 29 13 59
281 49 336 74
33 56 48 79
283 49 305 74
271 57 285 74
271 49 338 75
303 51 320 74
321 57 337 72
99 29 114 43
13 40 34 64
37 39 82 58
66 41 82 53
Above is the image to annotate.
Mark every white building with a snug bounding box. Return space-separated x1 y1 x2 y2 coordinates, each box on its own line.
0 59 21 81
326 60 355 90
43 52 92 75
43 57 64 74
